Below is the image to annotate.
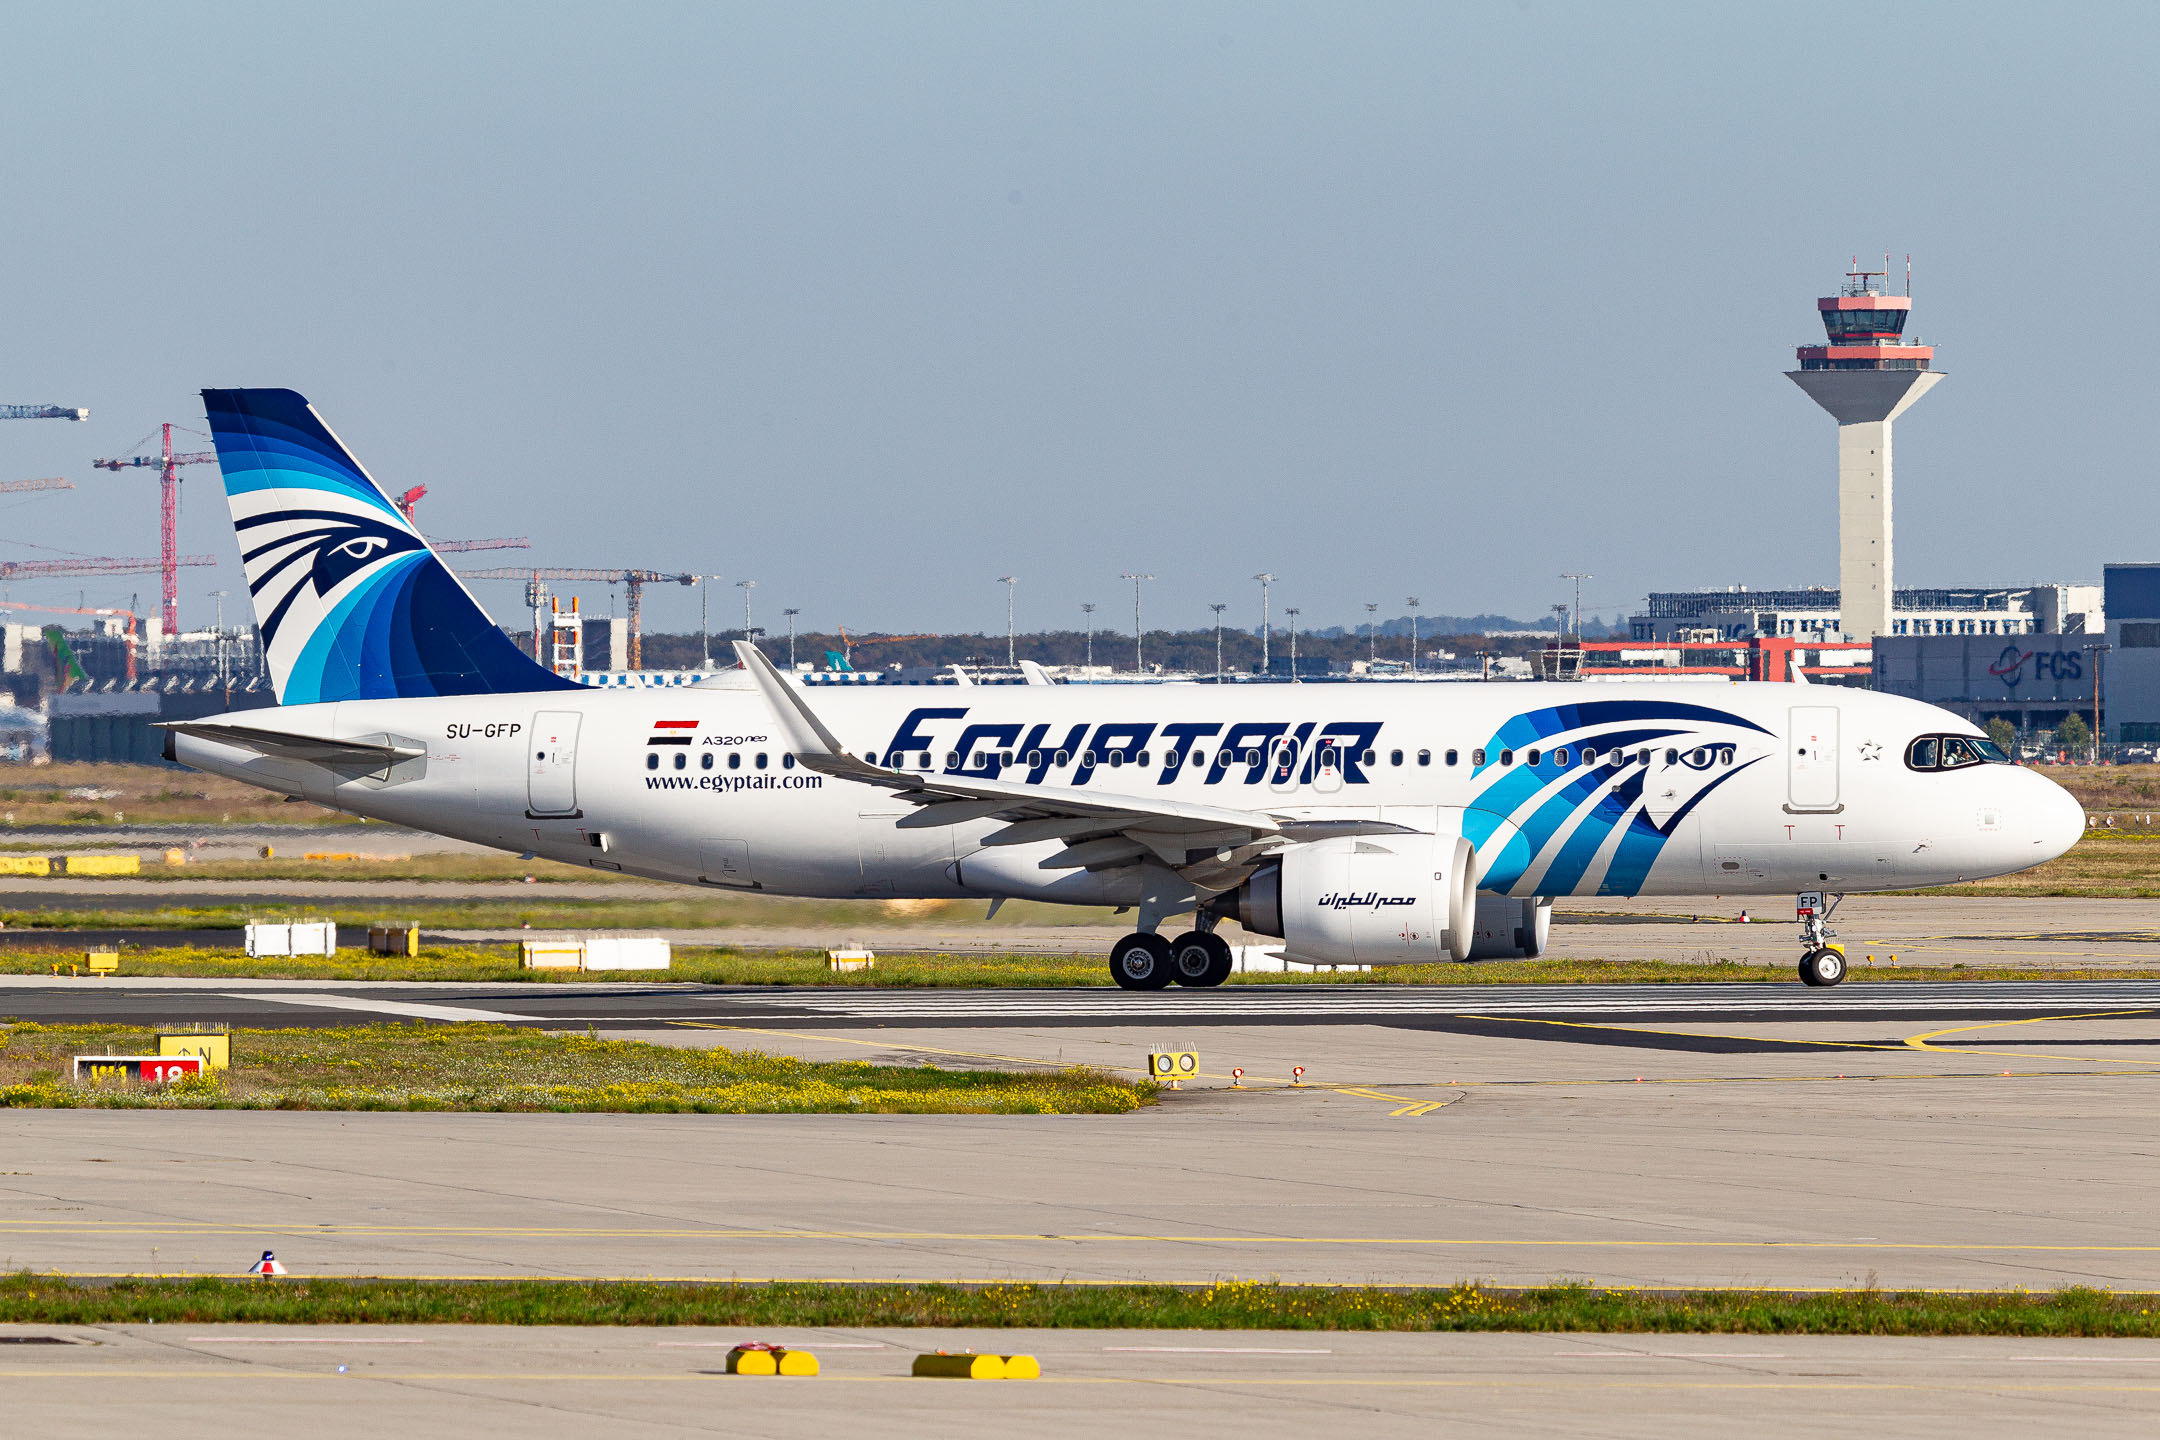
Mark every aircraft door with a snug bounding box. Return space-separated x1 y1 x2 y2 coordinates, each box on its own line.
1787 705 1841 813
528 711 581 817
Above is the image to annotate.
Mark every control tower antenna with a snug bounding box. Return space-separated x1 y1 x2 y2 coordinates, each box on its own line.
1785 259 1944 643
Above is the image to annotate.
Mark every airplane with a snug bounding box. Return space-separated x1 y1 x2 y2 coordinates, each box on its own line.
165 389 2087 992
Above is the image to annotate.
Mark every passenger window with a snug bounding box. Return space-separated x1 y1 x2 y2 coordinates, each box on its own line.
1245 748 1261 765
1444 749 1456 766
946 751 959 768
1582 747 1599 765
1390 749 1404 766
1525 749 1540 766
1665 748 1678 765
1719 747 1733 765
864 750 879 766
646 753 658 771
1637 749 1650 765
701 752 714 771
756 752 768 769
1907 736 1940 769
1499 749 1513 766
1472 748 1486 766
1055 750 1070 766
1555 748 1571 767
1107 751 1123 767
1082 751 1098 767
783 753 796 770
1362 749 1376 766
918 752 932 769
727 752 741 770
1688 748 1705 766
1027 750 1042 766
1138 751 1151 766
1190 750 1206 769
674 752 688 770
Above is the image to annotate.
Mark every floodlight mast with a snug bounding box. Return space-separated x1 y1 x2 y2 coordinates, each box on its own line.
1253 573 1275 672
1121 572 1153 672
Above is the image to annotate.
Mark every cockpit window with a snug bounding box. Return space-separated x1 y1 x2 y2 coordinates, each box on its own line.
1907 733 2010 771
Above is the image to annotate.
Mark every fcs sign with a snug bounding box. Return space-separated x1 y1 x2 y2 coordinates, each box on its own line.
1987 644 2084 694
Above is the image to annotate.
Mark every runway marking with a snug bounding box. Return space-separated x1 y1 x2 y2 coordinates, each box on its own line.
4 1370 2160 1393
1103 1346 1334 1353
10 1223 2160 1252
222 992 539 1023
1903 1011 2160 1067
184 1337 424 1345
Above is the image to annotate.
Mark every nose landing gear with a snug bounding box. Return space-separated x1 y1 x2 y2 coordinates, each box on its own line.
1795 890 1847 988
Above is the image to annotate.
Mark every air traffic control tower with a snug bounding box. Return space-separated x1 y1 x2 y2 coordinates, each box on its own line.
1787 263 1944 642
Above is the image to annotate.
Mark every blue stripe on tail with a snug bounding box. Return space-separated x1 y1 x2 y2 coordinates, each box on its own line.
201 388 576 704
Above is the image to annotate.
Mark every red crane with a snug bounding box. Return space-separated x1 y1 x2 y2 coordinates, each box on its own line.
0 554 216 581
392 484 527 553
92 424 220 635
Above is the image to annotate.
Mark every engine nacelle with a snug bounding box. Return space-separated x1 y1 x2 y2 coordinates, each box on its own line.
1234 833 1476 966
1466 895 1551 960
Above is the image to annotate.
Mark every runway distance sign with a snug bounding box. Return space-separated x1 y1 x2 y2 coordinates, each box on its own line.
72 1055 204 1084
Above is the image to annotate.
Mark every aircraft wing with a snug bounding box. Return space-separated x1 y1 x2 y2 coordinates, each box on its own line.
733 641 1414 878
157 720 427 771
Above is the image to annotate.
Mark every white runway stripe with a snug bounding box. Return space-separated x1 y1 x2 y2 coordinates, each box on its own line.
222 992 540 1023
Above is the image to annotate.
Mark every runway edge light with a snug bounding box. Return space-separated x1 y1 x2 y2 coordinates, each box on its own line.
250 1250 286 1278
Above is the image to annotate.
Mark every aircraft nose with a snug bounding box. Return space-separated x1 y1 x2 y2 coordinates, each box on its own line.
2029 770 2087 863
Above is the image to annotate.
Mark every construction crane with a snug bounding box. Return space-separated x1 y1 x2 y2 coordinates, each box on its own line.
833 625 938 669
0 405 89 421
0 477 73 494
92 424 220 635
390 484 528 553
458 567 696 670
0 554 216 581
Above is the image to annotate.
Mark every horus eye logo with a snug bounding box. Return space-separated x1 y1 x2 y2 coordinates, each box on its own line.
237 508 427 642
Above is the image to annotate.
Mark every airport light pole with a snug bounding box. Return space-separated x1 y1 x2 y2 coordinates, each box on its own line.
2085 640 2112 761
1081 602 1095 670
695 575 721 668
1210 603 1226 682
997 575 1016 667
783 607 800 669
209 589 227 687
1365 602 1378 667
1562 572 1592 639
1407 596 1421 677
1254 572 1275 672
736 579 755 651
1122 572 1152 673
1286 607 1300 682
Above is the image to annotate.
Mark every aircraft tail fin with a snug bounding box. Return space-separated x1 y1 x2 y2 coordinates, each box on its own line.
200 388 577 704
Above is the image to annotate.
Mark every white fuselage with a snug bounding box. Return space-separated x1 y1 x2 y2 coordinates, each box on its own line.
172 677 2085 906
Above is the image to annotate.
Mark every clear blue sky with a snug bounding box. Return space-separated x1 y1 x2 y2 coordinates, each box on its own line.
3 2 2155 639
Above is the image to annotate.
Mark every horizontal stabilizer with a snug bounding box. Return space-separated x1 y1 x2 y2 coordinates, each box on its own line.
157 720 426 769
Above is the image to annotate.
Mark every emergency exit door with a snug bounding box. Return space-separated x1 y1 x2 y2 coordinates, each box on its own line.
528 711 582 817
1787 705 1841 812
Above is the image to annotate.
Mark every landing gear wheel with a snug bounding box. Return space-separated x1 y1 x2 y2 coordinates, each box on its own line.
1799 946 1847 988
1110 932 1175 990
1169 931 1235 988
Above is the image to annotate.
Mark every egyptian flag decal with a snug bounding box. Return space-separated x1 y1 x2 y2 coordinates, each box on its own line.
649 720 698 746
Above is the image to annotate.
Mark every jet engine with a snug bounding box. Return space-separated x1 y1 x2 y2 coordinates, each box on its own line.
1230 833 1477 966
1466 895 1551 960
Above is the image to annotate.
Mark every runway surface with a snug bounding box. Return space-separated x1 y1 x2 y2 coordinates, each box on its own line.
9 974 2160 1034
9 1326 2159 1438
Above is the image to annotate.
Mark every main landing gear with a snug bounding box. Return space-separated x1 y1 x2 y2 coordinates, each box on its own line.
1795 890 1847 988
1109 919 1234 990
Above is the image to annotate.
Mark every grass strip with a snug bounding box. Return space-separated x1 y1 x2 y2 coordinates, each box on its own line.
0 1023 1148 1114
5 1276 2160 1335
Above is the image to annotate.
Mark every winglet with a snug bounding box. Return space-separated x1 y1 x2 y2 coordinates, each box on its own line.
1019 660 1053 687
732 640 846 754
1789 656 1810 684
